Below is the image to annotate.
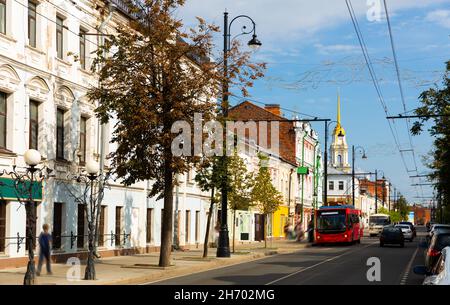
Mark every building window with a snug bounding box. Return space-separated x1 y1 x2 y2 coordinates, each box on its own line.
56 108 65 160
185 210 190 243
77 204 85 248
146 208 153 244
195 211 200 243
98 205 106 247
56 16 64 59
52 202 63 249
79 28 86 69
115 206 122 246
339 181 344 191
0 201 6 253
28 1 37 47
29 100 38 150
0 92 6 149
79 117 86 164
329 181 334 191
0 0 5 34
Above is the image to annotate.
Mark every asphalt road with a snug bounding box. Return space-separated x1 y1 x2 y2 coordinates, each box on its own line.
149 227 428 285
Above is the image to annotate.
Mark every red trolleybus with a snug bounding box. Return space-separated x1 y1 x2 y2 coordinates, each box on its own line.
314 205 363 245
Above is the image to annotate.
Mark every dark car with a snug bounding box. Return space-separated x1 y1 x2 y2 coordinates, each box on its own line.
380 226 405 247
425 232 450 272
399 221 416 238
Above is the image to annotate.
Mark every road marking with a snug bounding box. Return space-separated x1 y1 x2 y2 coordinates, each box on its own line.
265 242 376 285
400 243 420 285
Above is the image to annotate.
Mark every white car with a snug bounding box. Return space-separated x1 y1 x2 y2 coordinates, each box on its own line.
395 224 413 241
414 246 450 285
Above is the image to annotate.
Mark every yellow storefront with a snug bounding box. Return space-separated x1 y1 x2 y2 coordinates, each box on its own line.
272 205 290 239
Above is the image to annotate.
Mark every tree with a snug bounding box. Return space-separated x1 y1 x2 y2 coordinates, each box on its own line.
251 154 283 248
88 0 265 266
411 61 450 223
228 150 254 253
195 156 222 258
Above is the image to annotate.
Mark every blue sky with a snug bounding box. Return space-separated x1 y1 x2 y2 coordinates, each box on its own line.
176 0 450 205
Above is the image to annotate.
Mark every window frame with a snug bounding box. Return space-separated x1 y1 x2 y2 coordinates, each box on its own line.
329 181 334 191
79 28 86 69
29 100 39 150
338 181 344 191
0 0 6 35
0 91 6 149
56 15 64 59
28 1 37 47
79 116 87 164
56 108 65 160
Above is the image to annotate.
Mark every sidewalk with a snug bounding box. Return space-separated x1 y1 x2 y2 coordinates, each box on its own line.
0 239 311 285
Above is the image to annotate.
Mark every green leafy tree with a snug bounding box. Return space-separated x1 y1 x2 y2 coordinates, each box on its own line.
411 61 450 223
88 0 265 267
251 154 283 248
228 151 254 253
195 156 222 258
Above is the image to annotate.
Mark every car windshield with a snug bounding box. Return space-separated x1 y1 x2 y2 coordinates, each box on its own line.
396 225 409 229
434 235 450 251
383 227 400 234
317 210 347 232
370 216 389 225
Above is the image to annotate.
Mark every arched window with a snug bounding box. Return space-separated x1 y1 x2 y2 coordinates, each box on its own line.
337 155 342 165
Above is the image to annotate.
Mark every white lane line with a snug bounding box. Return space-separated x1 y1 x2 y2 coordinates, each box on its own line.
265 242 376 285
400 244 420 285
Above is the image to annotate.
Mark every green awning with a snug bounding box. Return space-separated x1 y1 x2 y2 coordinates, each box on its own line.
0 177 43 201
297 166 309 175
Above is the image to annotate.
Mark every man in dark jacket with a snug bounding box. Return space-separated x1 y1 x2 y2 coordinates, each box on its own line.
37 223 52 276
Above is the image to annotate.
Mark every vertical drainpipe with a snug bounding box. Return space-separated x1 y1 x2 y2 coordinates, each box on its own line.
313 141 319 210
301 129 308 225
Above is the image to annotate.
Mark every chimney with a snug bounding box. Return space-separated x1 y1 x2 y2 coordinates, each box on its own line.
265 104 281 116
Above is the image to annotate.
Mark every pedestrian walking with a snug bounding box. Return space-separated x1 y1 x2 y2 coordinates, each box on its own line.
37 224 52 276
307 218 314 243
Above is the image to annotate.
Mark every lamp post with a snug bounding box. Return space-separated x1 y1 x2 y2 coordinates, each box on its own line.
352 145 367 207
0 149 53 285
323 121 344 206
218 11 262 258
60 160 109 280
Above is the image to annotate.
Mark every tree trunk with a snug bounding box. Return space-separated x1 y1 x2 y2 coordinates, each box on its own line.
203 187 214 258
84 222 96 280
232 210 236 253
23 202 36 285
159 153 174 267
264 214 267 249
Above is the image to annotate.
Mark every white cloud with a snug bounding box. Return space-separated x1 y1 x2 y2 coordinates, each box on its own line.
314 43 360 55
176 0 449 45
425 9 450 28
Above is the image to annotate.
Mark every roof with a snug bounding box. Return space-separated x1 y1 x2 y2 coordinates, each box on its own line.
319 205 356 210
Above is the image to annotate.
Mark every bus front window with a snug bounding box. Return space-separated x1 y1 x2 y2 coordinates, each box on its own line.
317 211 347 233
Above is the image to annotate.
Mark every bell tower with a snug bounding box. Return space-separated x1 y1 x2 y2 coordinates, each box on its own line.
330 92 350 173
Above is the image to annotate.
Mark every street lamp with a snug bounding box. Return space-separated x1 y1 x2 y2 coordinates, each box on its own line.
0 149 53 285
352 145 367 207
323 120 344 206
59 159 109 280
218 11 262 258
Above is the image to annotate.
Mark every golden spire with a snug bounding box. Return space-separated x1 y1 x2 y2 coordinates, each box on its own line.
334 89 346 137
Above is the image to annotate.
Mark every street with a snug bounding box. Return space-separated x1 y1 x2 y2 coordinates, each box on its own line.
150 227 427 285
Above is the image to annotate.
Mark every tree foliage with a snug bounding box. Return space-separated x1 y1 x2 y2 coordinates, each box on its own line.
411 60 450 223
88 0 266 266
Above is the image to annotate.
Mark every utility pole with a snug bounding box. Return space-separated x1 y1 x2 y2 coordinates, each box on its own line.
375 170 378 213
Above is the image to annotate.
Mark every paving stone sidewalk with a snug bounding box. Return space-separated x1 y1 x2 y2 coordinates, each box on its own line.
0 239 311 285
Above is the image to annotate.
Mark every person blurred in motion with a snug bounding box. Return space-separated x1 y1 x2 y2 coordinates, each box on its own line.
37 223 52 276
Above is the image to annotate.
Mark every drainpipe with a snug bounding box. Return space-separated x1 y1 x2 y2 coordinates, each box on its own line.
300 130 308 226
94 3 116 258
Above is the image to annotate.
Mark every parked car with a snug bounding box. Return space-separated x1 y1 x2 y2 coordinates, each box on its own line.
425 232 450 272
399 221 416 238
414 246 450 285
380 226 404 247
395 224 414 241
427 224 450 243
